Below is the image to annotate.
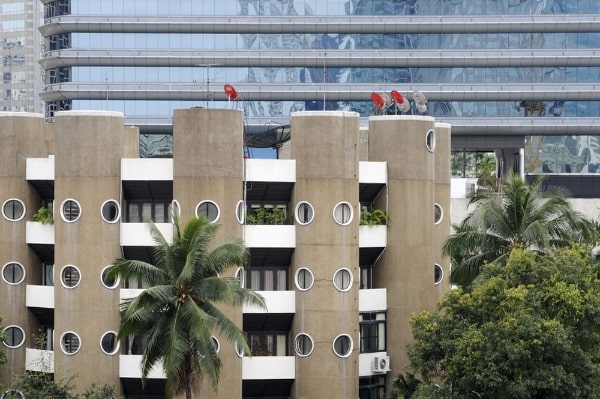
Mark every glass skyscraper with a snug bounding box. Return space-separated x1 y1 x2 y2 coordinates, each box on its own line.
1 0 43 112
39 0 600 171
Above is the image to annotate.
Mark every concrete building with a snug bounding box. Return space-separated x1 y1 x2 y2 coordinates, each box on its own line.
1 0 43 113
0 109 450 398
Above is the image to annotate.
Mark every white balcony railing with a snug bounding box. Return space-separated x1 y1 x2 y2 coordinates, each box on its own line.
26 221 54 245
359 288 387 312
245 159 295 182
358 225 387 248
121 158 173 181
120 222 173 246
26 285 54 309
120 355 166 379
242 356 295 380
359 161 387 184
243 225 295 248
243 290 295 314
26 156 54 181
25 348 54 373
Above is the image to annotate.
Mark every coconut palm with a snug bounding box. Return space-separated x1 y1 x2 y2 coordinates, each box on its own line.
109 215 264 399
444 172 593 287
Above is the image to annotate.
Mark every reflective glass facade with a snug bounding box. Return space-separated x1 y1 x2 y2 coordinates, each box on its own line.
39 0 600 157
1 0 43 112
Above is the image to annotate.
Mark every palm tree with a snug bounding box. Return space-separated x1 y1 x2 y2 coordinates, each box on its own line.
109 215 264 399
444 172 593 287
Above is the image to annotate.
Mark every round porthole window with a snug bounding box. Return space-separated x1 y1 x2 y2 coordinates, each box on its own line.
235 200 245 224
235 267 245 287
1 389 24 399
2 326 25 349
295 268 314 291
434 203 443 225
170 200 181 222
100 266 119 289
295 202 315 225
294 333 314 357
100 331 119 355
333 268 353 292
60 331 81 355
101 200 120 223
60 199 81 222
332 334 353 358
60 265 81 289
2 262 25 285
333 202 353 225
2 199 25 222
434 264 444 285
211 336 220 354
426 129 436 152
196 200 220 223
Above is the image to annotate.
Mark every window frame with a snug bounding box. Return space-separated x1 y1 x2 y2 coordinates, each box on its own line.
333 268 353 292
195 200 220 223
60 265 81 289
426 128 436 153
60 199 81 223
60 331 81 355
243 266 288 291
100 265 119 289
434 203 443 225
333 201 353 226
2 262 25 285
100 331 119 355
332 334 353 358
2 198 26 222
359 312 387 353
2 325 25 349
295 201 315 225
434 264 444 285
295 267 314 291
100 199 120 223
294 333 314 357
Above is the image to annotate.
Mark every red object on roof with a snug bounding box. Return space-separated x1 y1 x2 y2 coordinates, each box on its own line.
224 83 239 100
391 89 405 104
371 92 385 109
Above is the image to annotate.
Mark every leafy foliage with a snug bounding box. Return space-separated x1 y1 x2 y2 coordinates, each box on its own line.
109 215 265 399
245 207 293 225
409 245 600 399
32 207 54 225
360 209 389 225
444 172 593 286
0 316 6 365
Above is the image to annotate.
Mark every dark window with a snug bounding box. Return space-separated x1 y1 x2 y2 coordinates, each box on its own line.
248 333 288 356
359 376 386 399
243 267 287 291
126 201 172 223
359 312 386 353
333 334 352 357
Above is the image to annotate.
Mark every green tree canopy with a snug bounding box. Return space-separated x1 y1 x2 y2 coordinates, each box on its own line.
0 316 6 365
109 215 265 399
409 245 600 399
444 172 593 286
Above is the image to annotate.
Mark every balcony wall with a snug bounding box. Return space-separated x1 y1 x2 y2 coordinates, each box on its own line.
121 158 173 181
359 161 387 184
359 352 389 377
245 159 295 182
120 355 166 379
26 285 54 309
243 225 295 248
25 348 54 373
358 225 387 248
358 288 387 312
243 290 295 314
26 157 55 180
242 356 295 380
26 221 54 245
120 223 173 246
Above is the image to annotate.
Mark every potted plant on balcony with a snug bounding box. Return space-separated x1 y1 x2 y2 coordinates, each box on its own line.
360 209 388 226
32 207 54 225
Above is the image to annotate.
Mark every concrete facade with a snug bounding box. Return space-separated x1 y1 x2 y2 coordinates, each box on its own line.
0 109 451 398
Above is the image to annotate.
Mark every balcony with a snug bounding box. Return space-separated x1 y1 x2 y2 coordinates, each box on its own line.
359 288 387 312
359 352 390 377
244 225 295 248
243 290 295 314
120 223 173 246
26 157 55 181
120 355 166 379
26 221 54 245
25 348 54 373
358 225 387 248
242 356 295 380
245 159 295 183
26 285 54 309
121 158 173 181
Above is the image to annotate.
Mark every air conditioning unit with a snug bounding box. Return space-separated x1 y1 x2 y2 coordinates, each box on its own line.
371 356 391 373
